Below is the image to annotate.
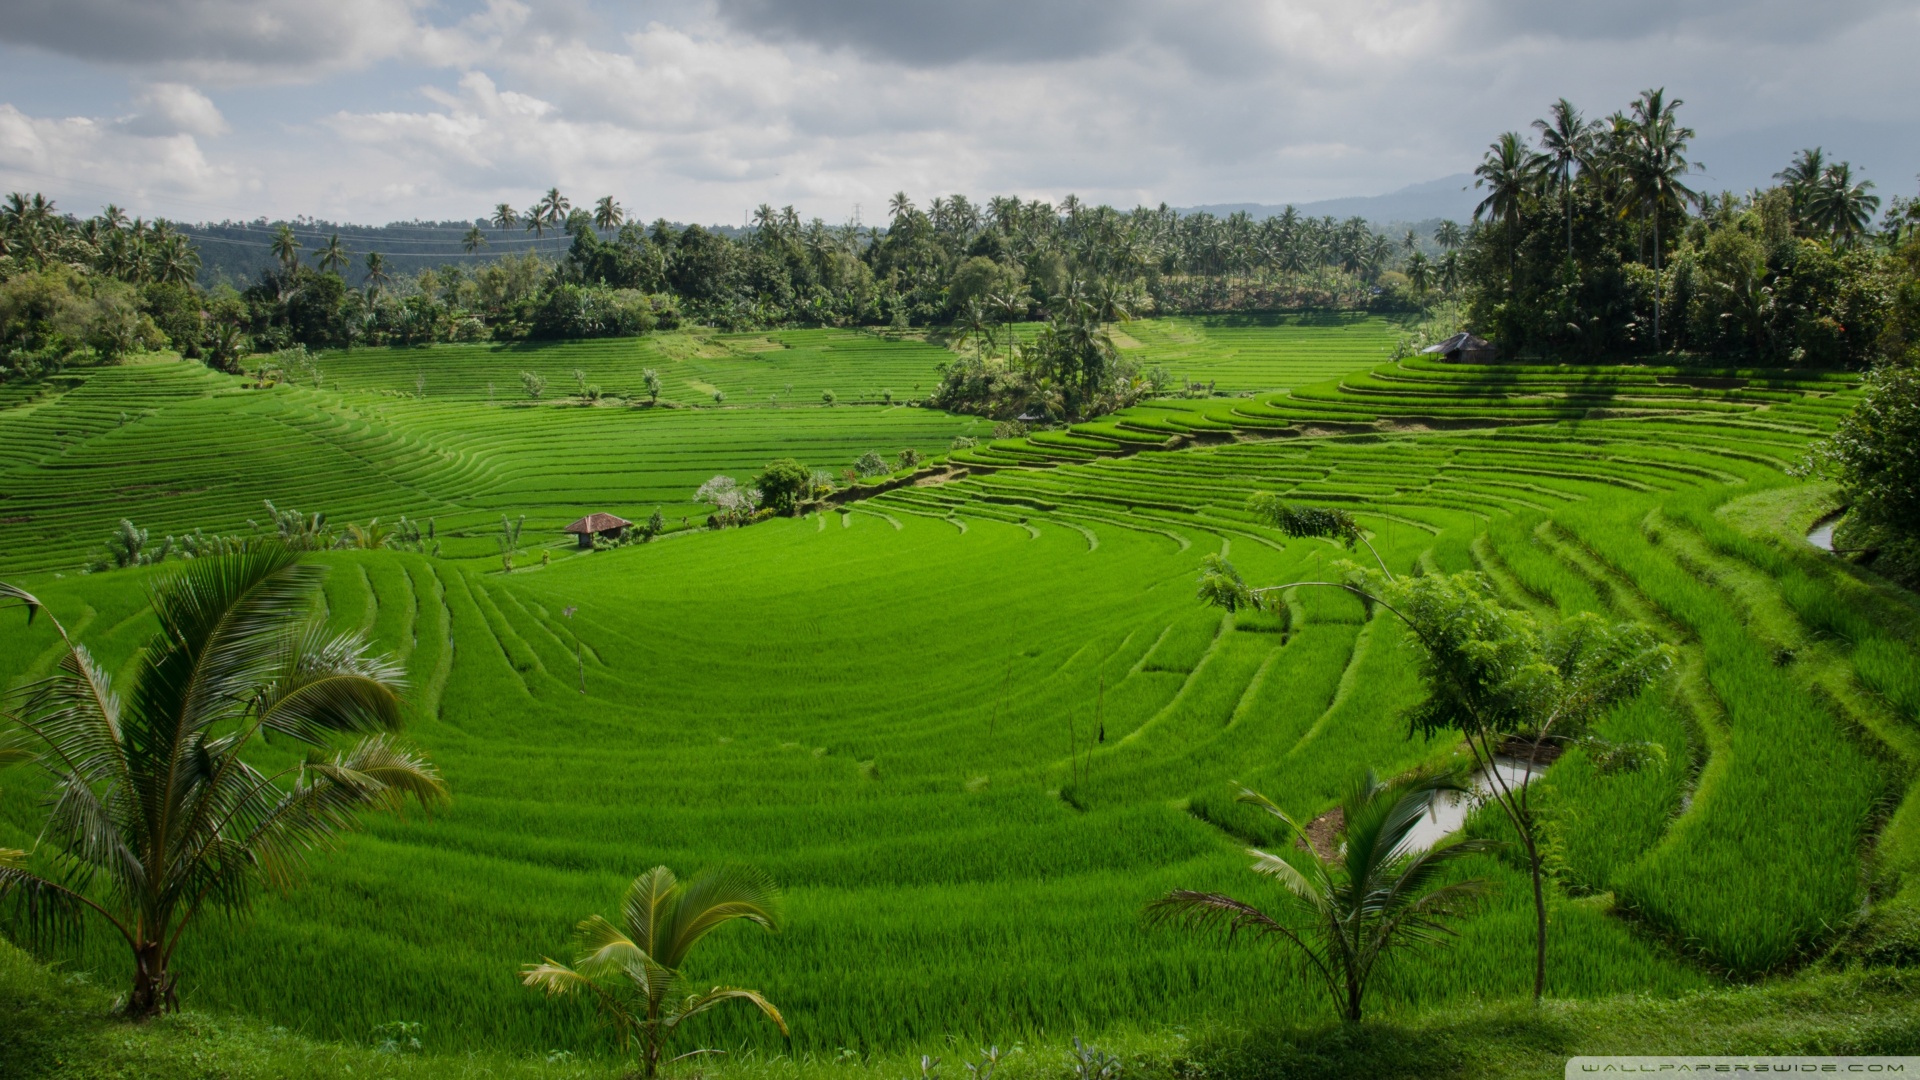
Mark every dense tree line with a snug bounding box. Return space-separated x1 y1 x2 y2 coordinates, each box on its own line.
0 194 207 379
1455 90 1920 366
3 183 1431 385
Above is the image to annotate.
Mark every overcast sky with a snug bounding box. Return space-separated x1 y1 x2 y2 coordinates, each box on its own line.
1 0 1916 226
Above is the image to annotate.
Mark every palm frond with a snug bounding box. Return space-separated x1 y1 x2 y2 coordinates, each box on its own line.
624 865 679 956
666 986 788 1037
241 736 444 890
0 849 100 946
571 913 665 996
0 728 34 769
13 644 126 785
1147 889 1288 936
1247 847 1331 912
1234 787 1318 853
653 864 782 969
252 625 406 746
0 581 44 625
521 958 597 996
146 547 321 741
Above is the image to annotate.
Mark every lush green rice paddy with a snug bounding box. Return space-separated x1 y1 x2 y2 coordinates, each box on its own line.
2 315 1915 1059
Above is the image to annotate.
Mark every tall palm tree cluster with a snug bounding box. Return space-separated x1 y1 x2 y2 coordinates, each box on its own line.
0 193 201 289
0 193 207 380
1458 89 1915 365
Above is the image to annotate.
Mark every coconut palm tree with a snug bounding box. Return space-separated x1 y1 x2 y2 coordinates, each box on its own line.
269 224 302 271
1474 132 1544 290
1620 88 1699 350
1774 147 1827 225
1532 98 1595 260
364 251 391 299
523 865 787 1078
0 550 446 1019
462 226 488 255
539 187 571 228
492 203 518 230
152 233 200 287
593 196 624 233
314 232 349 275
1807 162 1880 246
1405 250 1433 296
1150 770 1494 1024
525 205 549 239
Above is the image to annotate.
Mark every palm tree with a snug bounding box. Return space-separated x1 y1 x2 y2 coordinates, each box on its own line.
593 196 624 233
492 203 518 230
539 187 571 228
314 233 349 275
1620 88 1699 350
0 550 446 1019
887 191 914 224
990 289 1026 358
364 251 391 299
959 299 992 356
152 233 200 287
462 226 488 254
1405 250 1433 296
523 865 787 1078
1532 98 1594 260
1151 770 1493 1024
1807 162 1880 246
269 224 302 271
1774 147 1826 225
524 205 549 239
1473 132 1544 290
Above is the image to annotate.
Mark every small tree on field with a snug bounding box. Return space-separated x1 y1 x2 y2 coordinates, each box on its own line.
642 368 662 403
1195 553 1260 612
712 389 726 404
1198 560 1672 1002
1152 769 1494 1023
755 458 811 515
822 389 837 407
523 865 786 1079
1247 493 1391 578
854 451 889 478
882 388 894 405
646 507 664 540
1802 364 1920 584
695 476 758 526
0 552 446 1019
498 514 526 572
522 370 546 400
896 447 923 471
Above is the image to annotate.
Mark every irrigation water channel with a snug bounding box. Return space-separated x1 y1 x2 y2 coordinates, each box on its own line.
1808 515 1840 552
1403 759 1541 852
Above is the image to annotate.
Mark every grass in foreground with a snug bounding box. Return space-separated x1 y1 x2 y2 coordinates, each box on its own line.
5 940 1917 1080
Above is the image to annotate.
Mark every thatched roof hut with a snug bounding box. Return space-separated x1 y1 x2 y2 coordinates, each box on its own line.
1420 332 1497 363
564 512 631 548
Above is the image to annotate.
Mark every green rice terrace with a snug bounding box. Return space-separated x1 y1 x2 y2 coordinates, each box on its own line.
3 314 1919 1076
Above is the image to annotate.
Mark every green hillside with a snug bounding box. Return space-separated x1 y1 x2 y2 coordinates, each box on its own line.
2 316 1916 1069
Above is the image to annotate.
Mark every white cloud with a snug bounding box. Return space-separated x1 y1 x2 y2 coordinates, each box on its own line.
0 0 429 83
119 83 230 138
2 0 1918 223
0 103 242 213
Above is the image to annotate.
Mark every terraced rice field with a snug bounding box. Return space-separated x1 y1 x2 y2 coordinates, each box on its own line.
311 329 959 407
2 317 1917 1060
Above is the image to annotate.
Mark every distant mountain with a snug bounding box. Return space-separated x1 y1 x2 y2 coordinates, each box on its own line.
1182 174 1478 226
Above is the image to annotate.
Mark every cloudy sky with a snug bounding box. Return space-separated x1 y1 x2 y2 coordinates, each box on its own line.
1 0 1916 226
